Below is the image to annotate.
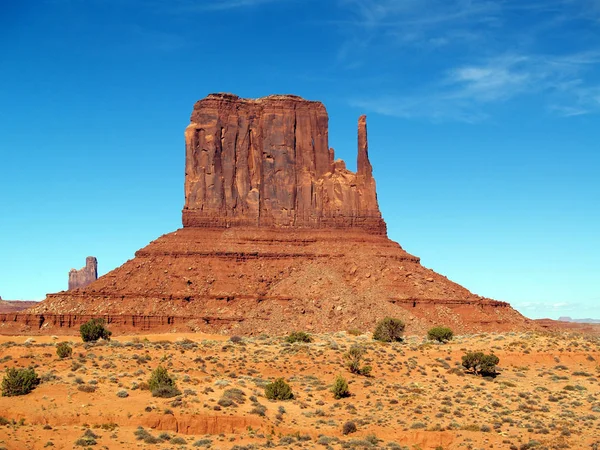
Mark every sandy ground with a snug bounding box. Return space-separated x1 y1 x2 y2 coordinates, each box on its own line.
1 330 599 450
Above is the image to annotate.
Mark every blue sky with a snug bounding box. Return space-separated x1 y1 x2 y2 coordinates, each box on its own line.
1 0 599 319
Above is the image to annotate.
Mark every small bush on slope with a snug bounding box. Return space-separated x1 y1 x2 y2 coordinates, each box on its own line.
331 375 350 399
373 317 405 342
56 342 72 359
1 367 40 397
427 326 454 343
265 378 293 400
80 319 111 342
149 366 181 398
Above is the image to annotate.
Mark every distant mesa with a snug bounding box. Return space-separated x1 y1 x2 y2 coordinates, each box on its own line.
68 257 98 290
558 316 600 324
3 94 533 335
0 299 38 314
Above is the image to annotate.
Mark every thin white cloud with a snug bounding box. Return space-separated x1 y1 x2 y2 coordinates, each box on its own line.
349 50 600 122
337 0 600 121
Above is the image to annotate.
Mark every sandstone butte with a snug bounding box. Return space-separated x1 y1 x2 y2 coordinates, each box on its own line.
1 93 534 335
68 256 98 290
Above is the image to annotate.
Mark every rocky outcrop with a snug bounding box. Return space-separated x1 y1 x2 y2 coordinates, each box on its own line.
68 257 98 290
5 94 533 336
183 94 386 234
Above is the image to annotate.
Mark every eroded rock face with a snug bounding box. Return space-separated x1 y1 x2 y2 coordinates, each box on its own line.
183 94 386 234
68 257 98 290
10 94 533 336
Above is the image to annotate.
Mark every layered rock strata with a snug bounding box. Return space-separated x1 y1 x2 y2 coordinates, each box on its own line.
68 257 98 290
183 94 385 234
18 227 532 335
4 94 533 335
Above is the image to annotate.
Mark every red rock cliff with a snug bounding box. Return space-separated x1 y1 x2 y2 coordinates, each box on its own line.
182 94 386 234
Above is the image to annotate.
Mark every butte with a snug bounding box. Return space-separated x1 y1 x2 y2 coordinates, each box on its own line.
10 94 532 335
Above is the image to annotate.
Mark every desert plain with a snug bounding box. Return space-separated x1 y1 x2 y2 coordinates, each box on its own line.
1 329 599 450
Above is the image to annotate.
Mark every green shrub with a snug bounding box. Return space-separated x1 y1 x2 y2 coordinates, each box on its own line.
344 346 372 376
331 375 350 399
427 326 454 343
56 342 72 359
1 367 40 397
264 378 293 400
79 319 111 342
461 352 499 376
286 331 312 344
149 366 180 398
373 317 405 342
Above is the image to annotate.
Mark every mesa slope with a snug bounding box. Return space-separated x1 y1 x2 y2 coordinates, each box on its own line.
4 93 533 335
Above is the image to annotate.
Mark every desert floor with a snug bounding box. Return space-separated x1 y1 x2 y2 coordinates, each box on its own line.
0 330 599 450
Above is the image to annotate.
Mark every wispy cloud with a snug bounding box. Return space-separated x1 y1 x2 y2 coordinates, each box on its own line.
351 52 600 122
338 0 600 121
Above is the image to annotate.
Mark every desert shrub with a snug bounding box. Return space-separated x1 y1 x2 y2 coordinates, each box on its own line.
79 319 111 342
1 367 40 397
56 342 72 359
427 326 454 343
461 352 500 376
74 429 98 447
264 378 293 400
223 388 246 404
331 375 350 399
286 331 312 344
373 317 405 342
217 398 235 407
342 421 357 435
229 335 243 344
149 366 180 398
77 384 96 393
116 390 129 398
171 437 187 445
344 346 372 376
347 328 362 336
134 427 162 444
250 403 267 416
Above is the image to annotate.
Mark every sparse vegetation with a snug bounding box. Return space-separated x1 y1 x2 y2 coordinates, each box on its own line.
1 367 40 397
461 352 500 376
148 366 180 398
0 330 599 449
79 318 112 342
427 326 454 343
286 331 312 343
344 345 372 376
265 378 294 400
56 342 72 359
343 421 357 435
373 317 405 342
331 375 350 399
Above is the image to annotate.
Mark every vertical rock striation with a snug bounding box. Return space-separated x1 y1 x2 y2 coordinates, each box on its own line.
182 94 386 234
68 257 98 290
